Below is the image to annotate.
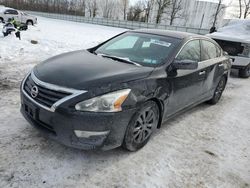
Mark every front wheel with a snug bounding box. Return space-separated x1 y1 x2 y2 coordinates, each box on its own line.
207 76 226 105
239 65 250 78
26 20 33 26
123 101 160 152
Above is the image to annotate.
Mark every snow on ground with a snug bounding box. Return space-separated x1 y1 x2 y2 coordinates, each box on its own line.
0 16 125 88
0 16 125 61
0 17 250 188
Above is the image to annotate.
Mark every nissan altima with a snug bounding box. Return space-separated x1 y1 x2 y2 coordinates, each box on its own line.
20 30 231 151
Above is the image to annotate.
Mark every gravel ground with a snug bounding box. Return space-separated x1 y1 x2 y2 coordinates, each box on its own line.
0 17 249 188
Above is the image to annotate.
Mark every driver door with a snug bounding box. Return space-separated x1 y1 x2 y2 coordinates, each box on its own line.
165 39 207 117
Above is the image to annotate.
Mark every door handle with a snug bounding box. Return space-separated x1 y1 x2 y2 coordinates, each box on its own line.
199 71 206 75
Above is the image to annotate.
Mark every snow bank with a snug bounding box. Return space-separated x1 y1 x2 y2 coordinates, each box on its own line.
0 16 125 63
208 19 250 43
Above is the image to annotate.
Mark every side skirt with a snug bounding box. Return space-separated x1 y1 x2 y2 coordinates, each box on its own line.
160 96 212 127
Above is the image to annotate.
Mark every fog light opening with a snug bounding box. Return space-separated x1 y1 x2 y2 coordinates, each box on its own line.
74 130 110 138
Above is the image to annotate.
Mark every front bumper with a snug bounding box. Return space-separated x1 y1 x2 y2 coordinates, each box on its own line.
20 91 135 150
231 56 250 69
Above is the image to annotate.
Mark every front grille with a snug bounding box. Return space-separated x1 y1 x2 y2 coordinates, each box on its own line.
23 75 71 108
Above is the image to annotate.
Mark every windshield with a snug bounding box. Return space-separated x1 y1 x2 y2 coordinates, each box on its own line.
95 32 181 67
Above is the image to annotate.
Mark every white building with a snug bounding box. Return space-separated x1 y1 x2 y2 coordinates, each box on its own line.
149 0 226 29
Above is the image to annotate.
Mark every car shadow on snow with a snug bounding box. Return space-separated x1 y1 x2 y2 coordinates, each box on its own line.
13 77 234 172
5 94 229 187
26 101 214 157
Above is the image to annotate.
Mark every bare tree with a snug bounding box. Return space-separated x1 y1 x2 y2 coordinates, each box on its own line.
239 0 243 18
100 0 116 18
86 0 98 17
211 0 226 28
121 0 129 20
243 0 250 18
127 0 145 21
42 0 50 12
169 0 182 25
155 0 171 24
77 0 86 16
144 0 154 23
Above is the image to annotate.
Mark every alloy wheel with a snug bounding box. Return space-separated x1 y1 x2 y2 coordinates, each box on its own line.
214 79 225 101
133 107 157 144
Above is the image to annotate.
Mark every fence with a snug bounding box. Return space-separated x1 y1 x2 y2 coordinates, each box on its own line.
26 11 210 35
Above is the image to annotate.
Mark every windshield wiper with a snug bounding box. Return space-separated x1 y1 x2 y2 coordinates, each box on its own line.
97 53 141 67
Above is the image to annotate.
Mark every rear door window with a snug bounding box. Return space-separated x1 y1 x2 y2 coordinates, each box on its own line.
201 40 221 60
176 40 201 62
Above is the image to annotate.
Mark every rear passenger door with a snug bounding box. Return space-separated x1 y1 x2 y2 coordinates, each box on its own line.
200 40 226 98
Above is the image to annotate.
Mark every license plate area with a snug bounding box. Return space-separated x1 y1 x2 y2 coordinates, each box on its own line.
24 103 38 120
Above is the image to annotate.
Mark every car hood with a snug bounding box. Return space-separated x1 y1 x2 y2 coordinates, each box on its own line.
33 50 154 90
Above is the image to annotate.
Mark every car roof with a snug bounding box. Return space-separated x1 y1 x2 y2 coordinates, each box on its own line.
130 29 205 40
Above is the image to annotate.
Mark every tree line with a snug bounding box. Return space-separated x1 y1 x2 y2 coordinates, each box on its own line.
0 0 184 24
238 0 250 18
0 0 249 25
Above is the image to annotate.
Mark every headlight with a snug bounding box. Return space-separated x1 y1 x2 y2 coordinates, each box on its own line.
75 89 131 112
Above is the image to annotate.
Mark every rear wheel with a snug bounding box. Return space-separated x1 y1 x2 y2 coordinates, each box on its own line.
26 20 33 26
207 76 226 105
123 101 160 152
239 65 250 78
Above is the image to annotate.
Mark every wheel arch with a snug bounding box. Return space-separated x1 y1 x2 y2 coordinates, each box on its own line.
222 73 228 84
26 19 33 25
147 98 164 129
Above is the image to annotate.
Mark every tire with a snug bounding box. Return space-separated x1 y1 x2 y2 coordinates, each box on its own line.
0 17 4 23
207 76 226 105
123 101 160 152
239 65 250 78
26 20 33 26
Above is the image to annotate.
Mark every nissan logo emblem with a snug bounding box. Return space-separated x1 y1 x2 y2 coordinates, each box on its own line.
31 86 39 98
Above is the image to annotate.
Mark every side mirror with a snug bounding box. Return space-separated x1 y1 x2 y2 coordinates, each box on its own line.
173 59 198 70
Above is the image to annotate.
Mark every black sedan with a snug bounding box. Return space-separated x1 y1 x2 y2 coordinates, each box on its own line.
20 30 231 151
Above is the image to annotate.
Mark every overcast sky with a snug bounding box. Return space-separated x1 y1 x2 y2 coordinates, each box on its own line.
130 0 138 5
